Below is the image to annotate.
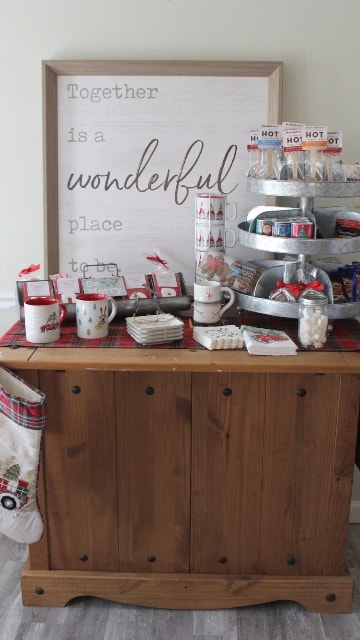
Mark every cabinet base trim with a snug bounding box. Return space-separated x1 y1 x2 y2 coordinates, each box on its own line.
21 565 353 613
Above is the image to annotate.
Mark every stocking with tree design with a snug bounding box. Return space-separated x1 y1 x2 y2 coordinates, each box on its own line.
0 365 46 544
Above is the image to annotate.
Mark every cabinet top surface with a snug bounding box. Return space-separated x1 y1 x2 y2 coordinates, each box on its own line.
0 346 357 373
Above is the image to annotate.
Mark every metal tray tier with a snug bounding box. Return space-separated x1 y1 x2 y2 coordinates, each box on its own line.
234 291 360 320
238 221 360 255
246 177 360 199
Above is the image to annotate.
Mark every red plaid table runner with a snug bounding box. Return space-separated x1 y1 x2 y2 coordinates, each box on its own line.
1 315 360 351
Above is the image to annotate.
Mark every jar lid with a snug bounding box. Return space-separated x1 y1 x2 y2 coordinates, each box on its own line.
301 297 328 306
300 288 328 305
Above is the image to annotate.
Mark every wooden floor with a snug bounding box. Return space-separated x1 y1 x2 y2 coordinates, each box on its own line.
1 526 360 640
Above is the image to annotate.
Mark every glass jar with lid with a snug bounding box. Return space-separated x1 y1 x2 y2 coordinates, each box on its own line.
298 289 328 349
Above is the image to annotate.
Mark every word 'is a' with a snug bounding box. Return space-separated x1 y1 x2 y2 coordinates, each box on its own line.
68 128 105 142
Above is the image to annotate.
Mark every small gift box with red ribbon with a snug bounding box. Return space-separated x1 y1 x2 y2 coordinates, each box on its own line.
270 279 325 302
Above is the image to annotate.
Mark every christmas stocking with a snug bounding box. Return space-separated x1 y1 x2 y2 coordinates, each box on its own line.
0 365 46 544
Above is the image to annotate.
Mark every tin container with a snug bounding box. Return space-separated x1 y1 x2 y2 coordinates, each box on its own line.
292 221 314 238
256 219 273 235
273 220 292 238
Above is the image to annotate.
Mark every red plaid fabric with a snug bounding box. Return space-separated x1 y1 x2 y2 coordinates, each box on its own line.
1 315 360 352
0 319 196 349
0 366 46 430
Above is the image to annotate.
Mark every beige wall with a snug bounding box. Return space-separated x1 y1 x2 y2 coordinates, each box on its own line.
1 0 360 509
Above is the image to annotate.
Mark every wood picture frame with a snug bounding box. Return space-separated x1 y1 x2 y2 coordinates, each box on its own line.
42 60 283 282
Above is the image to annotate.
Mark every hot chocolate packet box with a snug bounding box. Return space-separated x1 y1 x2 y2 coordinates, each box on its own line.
51 275 82 303
231 261 265 295
122 274 152 299
16 276 81 321
119 272 190 316
21 280 53 301
16 280 55 321
150 271 182 297
81 275 127 298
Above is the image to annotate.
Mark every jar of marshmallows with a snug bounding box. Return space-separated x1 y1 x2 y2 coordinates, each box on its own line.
298 289 328 349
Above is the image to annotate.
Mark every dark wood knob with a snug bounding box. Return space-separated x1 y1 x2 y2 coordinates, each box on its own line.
287 555 296 565
223 388 232 396
72 385 81 394
218 555 228 564
79 554 88 562
145 386 155 395
297 388 306 397
147 554 156 563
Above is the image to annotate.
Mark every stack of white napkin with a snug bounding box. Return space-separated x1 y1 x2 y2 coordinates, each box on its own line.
240 325 298 356
193 325 244 350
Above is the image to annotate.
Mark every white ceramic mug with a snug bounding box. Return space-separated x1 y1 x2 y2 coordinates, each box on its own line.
193 280 235 324
194 280 235 305
75 293 117 339
195 222 236 251
24 297 66 344
195 194 237 221
193 300 232 324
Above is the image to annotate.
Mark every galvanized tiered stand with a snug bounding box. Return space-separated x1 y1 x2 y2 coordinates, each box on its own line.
236 178 360 319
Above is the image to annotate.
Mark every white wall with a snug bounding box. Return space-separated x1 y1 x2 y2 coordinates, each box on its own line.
1 0 360 510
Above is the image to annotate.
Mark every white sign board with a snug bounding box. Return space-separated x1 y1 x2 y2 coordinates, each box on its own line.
43 61 282 284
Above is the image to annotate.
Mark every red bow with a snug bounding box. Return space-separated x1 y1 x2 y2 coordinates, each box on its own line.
206 256 222 271
275 279 325 299
299 280 325 292
275 280 302 298
18 263 40 277
146 254 169 270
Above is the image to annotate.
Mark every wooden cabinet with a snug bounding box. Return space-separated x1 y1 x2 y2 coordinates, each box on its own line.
6 348 359 613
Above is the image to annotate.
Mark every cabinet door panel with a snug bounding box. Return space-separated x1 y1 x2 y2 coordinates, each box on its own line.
40 370 118 571
326 373 360 574
191 372 266 574
115 371 191 573
260 373 341 576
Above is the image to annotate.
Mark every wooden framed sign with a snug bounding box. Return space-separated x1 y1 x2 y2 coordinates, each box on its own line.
43 60 282 284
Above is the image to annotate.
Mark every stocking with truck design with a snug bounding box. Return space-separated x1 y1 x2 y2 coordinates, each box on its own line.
0 365 46 544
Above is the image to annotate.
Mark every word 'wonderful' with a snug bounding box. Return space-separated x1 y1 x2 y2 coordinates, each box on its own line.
66 139 238 205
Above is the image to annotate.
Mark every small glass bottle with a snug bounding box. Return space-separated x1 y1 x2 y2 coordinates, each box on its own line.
298 289 328 349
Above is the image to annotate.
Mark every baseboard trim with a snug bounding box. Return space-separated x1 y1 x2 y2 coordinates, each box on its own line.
350 500 360 523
